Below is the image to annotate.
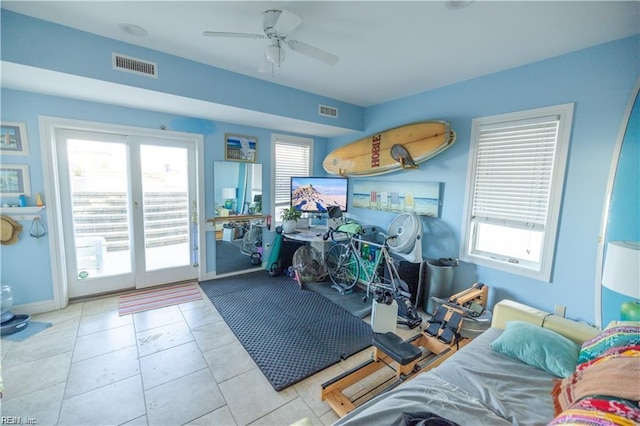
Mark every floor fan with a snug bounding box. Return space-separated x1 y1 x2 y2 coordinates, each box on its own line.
387 212 423 263
291 245 326 287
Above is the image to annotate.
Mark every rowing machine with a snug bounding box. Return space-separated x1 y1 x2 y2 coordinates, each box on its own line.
320 283 489 418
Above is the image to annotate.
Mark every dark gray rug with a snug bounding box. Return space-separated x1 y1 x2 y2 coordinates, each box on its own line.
199 272 374 391
304 281 372 319
216 240 251 274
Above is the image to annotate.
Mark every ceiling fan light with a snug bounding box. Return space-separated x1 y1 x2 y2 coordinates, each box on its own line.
445 1 475 9
118 23 147 37
265 44 286 65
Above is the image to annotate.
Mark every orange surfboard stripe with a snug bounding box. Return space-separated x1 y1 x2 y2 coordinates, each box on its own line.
323 122 455 176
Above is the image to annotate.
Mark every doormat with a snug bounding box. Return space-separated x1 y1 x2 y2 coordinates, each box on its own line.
199 272 374 391
2 321 52 342
119 282 202 316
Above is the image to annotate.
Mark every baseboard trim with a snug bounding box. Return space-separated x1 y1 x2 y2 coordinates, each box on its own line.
201 272 217 281
12 300 57 315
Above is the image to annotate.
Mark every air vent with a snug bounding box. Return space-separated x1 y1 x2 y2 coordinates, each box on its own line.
319 104 338 118
112 53 157 78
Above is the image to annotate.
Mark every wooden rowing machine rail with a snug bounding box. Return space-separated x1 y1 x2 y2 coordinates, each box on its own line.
320 283 489 418
320 308 467 418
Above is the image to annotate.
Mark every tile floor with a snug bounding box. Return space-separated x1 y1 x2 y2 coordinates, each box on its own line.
0 286 422 426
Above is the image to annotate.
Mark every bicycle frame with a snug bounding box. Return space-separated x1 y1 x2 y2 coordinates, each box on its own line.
326 227 423 329
356 235 405 301
328 230 404 301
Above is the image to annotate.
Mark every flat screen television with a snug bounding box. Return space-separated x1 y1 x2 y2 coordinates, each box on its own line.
290 176 348 213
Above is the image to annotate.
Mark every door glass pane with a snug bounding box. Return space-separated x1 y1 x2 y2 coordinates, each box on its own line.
67 139 132 279
140 145 190 271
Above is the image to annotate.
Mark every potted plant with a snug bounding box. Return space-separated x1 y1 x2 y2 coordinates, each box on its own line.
280 206 302 234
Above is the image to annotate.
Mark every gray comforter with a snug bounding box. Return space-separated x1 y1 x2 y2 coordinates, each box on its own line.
334 328 556 425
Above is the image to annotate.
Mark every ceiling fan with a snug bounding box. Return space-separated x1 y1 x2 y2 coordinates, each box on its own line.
203 9 339 73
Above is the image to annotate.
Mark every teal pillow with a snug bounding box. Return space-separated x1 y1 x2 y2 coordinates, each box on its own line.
490 320 580 378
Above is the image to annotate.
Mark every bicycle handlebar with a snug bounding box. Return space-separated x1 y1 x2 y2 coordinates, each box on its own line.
323 227 354 242
323 227 399 250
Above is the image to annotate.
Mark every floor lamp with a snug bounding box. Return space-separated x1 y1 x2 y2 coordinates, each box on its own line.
601 241 640 326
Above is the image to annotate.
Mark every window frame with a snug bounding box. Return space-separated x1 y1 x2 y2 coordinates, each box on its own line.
271 133 314 224
460 103 574 281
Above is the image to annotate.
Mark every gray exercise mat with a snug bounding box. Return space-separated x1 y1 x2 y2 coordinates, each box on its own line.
199 272 374 391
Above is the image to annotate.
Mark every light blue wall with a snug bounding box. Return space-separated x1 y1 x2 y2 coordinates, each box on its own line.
1 7 638 324
0 89 328 306
328 36 639 323
1 10 364 132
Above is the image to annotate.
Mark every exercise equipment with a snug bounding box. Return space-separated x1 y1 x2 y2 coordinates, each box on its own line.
240 222 263 265
321 283 489 418
429 282 488 318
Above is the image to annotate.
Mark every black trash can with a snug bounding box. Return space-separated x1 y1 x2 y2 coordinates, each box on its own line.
424 258 459 314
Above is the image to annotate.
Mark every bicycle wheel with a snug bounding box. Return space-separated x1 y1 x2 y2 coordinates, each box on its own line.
325 244 360 293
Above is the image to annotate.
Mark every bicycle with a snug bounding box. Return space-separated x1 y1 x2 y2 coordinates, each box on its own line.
324 225 422 328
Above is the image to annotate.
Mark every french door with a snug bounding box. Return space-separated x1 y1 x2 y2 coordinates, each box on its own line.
56 129 198 298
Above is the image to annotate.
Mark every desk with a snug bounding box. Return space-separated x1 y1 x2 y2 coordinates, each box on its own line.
283 226 347 255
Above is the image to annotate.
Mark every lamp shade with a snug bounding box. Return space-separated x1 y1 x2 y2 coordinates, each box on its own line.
265 43 286 65
602 241 640 299
221 187 236 200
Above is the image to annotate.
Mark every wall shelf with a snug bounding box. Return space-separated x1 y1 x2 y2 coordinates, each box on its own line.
0 206 46 221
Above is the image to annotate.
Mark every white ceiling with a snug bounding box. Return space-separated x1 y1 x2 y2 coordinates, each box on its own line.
2 1 639 135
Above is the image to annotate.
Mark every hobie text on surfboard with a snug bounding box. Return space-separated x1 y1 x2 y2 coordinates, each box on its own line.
371 134 381 168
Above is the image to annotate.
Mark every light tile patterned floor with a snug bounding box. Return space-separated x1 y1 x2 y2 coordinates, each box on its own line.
0 286 423 425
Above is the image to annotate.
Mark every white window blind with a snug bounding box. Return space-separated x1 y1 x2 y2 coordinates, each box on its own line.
461 103 573 281
472 116 560 230
274 140 311 207
272 135 313 223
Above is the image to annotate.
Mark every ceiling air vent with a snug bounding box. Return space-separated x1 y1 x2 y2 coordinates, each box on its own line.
319 104 338 118
112 53 157 78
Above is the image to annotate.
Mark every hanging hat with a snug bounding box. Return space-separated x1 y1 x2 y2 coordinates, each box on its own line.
0 215 23 245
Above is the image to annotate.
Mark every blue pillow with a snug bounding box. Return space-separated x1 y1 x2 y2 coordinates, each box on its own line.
490 320 580 378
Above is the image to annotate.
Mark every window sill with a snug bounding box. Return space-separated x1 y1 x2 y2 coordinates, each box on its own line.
461 252 550 282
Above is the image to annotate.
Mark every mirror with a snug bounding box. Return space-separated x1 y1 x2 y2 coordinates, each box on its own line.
214 161 263 275
596 79 640 327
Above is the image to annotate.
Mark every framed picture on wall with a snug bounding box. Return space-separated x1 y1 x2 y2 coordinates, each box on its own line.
0 121 29 156
0 164 31 196
352 179 443 217
225 133 257 163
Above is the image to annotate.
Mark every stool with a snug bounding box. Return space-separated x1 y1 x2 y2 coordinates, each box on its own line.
372 332 422 379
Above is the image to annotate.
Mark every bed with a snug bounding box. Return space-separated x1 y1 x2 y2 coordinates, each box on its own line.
332 300 639 426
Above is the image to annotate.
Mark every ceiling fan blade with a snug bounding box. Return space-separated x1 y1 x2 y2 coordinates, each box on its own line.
273 10 303 36
203 31 265 40
286 40 339 66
